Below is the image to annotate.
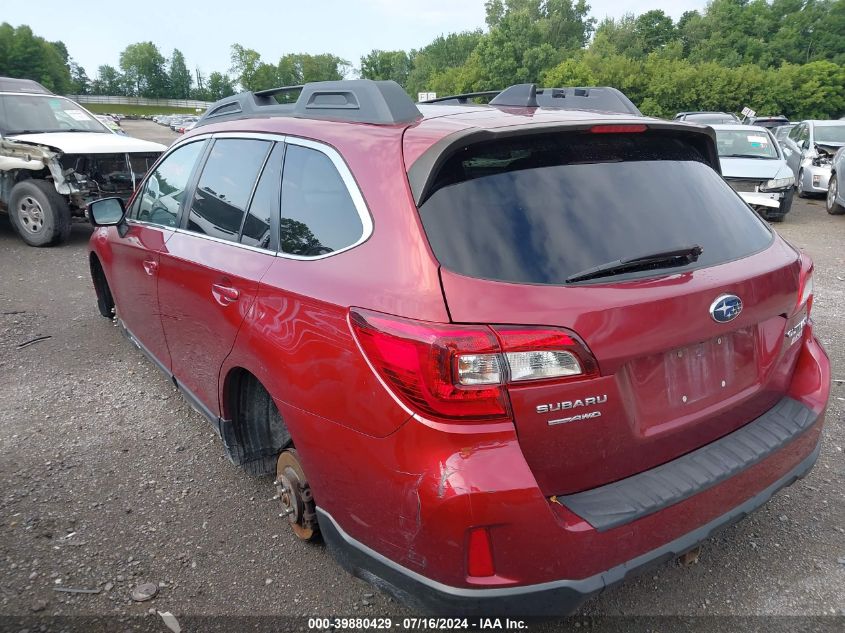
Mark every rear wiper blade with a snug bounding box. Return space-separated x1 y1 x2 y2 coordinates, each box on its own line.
566 245 704 284
721 154 772 159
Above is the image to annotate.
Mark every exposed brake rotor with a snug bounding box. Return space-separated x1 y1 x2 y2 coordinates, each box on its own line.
275 448 319 541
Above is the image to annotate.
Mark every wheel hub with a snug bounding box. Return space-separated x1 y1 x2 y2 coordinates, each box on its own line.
274 449 319 541
18 196 45 234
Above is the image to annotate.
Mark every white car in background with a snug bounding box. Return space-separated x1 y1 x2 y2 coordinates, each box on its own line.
781 119 845 197
712 123 795 222
0 76 165 246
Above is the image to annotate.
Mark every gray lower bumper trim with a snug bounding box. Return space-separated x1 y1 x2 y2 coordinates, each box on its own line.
317 438 820 616
560 396 817 532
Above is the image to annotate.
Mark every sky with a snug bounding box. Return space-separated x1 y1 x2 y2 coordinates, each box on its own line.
4 0 708 80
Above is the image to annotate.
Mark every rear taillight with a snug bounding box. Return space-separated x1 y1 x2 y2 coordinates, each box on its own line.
797 262 814 315
349 309 598 423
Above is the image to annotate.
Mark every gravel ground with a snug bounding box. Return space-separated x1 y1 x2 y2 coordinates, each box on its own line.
0 121 843 632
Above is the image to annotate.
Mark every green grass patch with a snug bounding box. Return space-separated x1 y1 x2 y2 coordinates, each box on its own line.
80 103 205 116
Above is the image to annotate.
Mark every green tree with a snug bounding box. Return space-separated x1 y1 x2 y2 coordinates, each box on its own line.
169 49 193 99
91 65 123 95
360 50 412 86
406 30 484 96
0 23 71 92
230 44 262 91
206 71 236 100
119 42 169 97
68 60 90 94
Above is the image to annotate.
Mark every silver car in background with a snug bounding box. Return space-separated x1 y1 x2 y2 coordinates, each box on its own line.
826 147 845 215
713 124 794 221
781 120 845 197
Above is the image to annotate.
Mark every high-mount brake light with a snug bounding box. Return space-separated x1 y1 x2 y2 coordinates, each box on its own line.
349 309 599 423
590 124 648 134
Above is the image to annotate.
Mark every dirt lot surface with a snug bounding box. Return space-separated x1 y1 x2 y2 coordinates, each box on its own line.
0 120 843 632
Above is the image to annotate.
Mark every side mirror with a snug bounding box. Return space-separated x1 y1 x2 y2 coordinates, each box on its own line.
88 197 126 227
801 139 810 151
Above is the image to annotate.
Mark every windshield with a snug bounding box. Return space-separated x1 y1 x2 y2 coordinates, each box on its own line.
815 125 845 144
716 129 778 158
418 132 772 285
0 95 109 134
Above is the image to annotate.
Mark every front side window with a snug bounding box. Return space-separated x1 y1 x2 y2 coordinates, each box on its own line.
187 139 271 242
132 141 205 228
279 144 364 257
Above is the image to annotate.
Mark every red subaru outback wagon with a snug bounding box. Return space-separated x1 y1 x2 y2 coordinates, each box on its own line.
87 81 830 615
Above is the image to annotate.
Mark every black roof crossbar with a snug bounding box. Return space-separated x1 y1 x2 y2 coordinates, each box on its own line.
195 79 423 128
419 83 641 115
419 90 501 104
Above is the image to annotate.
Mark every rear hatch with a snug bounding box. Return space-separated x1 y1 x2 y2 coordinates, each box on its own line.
414 126 805 495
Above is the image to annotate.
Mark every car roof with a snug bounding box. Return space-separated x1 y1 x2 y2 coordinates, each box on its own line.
806 120 845 126
709 124 770 133
0 76 52 94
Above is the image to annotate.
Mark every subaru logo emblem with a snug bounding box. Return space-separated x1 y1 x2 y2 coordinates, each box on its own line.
710 294 743 323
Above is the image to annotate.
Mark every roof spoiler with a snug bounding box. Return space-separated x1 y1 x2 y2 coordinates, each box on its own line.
195 80 423 128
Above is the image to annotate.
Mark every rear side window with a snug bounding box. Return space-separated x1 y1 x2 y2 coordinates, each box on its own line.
418 132 772 285
187 139 271 242
279 144 364 257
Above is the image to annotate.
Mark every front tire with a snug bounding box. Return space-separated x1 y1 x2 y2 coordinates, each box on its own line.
827 174 844 215
796 169 809 198
8 180 72 246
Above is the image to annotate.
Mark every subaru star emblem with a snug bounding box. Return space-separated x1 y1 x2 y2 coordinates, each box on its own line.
710 294 743 323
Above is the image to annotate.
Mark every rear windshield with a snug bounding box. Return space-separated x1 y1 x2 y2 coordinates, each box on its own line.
418 132 772 285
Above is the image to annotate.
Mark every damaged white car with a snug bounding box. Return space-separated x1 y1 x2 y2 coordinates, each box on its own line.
0 77 165 246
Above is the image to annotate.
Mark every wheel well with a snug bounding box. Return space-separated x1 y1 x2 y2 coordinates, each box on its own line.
224 368 292 466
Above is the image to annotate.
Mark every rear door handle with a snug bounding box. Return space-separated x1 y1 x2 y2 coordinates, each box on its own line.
142 260 158 276
211 283 240 306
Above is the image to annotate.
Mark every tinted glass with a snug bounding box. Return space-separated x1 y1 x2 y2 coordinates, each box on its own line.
715 129 778 158
0 95 108 134
187 139 271 242
419 132 772 285
683 113 737 124
279 144 363 257
241 143 284 250
133 141 205 227
814 125 845 143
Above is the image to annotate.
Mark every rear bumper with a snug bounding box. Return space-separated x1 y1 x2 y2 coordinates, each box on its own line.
320 439 820 616
316 333 829 616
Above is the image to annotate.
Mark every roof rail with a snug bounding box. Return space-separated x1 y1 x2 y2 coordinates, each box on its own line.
419 83 641 115
195 79 422 129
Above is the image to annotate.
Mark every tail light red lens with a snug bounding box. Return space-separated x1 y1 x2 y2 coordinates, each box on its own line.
466 527 495 577
349 309 509 421
796 256 814 315
349 309 599 423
